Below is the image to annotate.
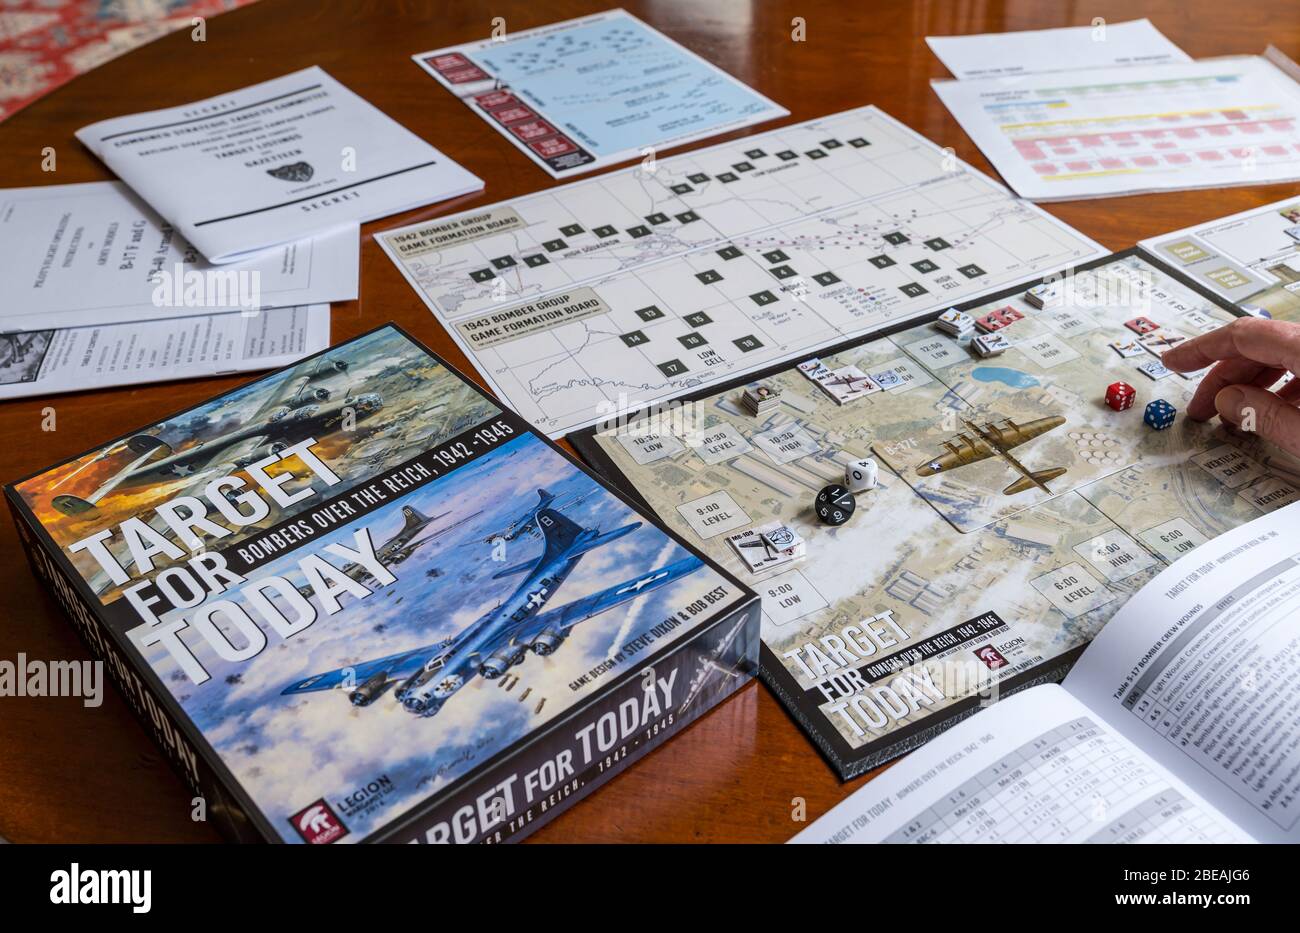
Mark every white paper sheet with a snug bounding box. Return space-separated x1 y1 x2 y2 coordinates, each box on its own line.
928 18 1189 81
413 9 788 178
790 686 1249 844
933 55 1300 200
0 304 330 399
0 182 358 331
76 67 483 262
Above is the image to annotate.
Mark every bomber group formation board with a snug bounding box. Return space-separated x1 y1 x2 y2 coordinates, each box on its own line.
380 106 1103 438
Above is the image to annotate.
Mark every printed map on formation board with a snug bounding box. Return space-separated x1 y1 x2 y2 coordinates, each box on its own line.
575 251 1300 778
378 106 1104 438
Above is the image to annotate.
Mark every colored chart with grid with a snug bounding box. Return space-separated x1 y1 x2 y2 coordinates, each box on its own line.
934 57 1300 200
881 717 1236 843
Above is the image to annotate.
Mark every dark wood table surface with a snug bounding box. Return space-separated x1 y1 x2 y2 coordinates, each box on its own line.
1 0 1297 844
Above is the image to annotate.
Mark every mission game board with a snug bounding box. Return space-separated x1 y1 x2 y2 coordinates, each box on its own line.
6 325 759 843
573 249 1300 778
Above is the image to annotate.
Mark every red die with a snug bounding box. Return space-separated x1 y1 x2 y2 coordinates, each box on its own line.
1105 381 1136 411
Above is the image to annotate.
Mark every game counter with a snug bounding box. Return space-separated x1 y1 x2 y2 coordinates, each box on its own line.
571 247 1300 778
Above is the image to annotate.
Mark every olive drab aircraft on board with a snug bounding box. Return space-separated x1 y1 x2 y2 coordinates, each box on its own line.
915 416 1068 496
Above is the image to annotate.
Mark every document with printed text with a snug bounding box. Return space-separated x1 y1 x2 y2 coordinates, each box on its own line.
794 502 1300 843
933 54 1300 200
76 67 483 262
928 19 1189 81
1 182 358 330
0 305 330 400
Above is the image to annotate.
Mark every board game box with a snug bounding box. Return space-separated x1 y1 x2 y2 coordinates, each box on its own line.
5 324 759 843
572 248 1300 779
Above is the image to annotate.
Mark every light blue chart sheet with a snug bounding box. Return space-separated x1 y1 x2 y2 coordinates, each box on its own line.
415 9 788 177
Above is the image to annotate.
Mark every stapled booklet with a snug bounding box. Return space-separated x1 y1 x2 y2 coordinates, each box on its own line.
76 67 483 262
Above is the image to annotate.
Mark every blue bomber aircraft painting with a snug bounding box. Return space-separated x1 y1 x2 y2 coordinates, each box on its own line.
282 504 702 716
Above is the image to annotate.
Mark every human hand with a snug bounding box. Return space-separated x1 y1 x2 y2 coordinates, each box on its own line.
1162 317 1300 456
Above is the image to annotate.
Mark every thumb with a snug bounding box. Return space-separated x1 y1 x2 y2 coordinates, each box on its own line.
1215 384 1300 457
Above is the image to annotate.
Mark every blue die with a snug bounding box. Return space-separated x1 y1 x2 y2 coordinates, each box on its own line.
1144 399 1176 430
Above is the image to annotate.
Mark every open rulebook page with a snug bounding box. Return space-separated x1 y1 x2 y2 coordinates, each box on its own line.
790 685 1250 843
793 501 1300 843
1065 501 1300 844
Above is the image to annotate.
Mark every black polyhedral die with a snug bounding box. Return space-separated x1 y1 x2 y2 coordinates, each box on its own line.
815 484 857 525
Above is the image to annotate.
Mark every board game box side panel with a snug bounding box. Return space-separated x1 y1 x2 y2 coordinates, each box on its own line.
5 487 276 842
757 641 1087 778
382 593 761 843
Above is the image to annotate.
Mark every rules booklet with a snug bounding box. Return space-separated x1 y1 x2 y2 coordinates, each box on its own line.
793 502 1300 844
76 67 483 263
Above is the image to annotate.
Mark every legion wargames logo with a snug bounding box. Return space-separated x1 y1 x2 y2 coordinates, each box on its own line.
291 799 349 844
267 161 315 182
974 645 1008 671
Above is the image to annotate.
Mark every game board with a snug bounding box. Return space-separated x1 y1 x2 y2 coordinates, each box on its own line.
1142 194 1300 321
573 250 1300 778
378 105 1103 437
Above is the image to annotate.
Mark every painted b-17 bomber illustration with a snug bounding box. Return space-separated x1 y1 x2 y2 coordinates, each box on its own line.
51 356 382 516
476 486 597 543
294 504 479 595
281 506 702 716
915 416 1068 496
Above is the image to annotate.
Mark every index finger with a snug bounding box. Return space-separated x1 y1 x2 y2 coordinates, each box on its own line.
1163 317 1300 374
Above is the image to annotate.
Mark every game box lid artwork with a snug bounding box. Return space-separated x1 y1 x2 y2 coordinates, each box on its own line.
5 324 760 844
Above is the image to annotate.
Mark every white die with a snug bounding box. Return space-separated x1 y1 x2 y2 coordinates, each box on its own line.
845 457 878 492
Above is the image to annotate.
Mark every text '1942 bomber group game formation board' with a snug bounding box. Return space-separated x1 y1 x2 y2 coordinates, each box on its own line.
573 250 1300 778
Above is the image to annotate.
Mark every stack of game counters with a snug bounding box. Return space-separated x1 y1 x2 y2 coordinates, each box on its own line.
742 383 781 416
934 308 976 339
972 332 1011 357
1023 282 1060 309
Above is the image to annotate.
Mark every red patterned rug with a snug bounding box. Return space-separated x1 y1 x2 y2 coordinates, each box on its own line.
0 0 258 123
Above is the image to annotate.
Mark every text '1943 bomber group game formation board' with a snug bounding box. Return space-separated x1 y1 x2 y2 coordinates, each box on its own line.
572 249 1300 778
378 106 1104 438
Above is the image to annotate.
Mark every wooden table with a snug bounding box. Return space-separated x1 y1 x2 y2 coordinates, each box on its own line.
1 0 1297 844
